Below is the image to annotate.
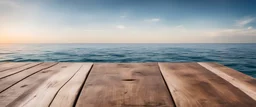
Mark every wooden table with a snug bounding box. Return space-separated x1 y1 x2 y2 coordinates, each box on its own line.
0 62 255 107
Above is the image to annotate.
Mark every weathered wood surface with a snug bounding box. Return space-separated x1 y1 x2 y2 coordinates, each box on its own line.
0 62 255 107
198 62 256 100
0 62 8 65
50 63 93 107
159 63 256 107
0 63 70 107
76 63 175 107
0 63 57 93
0 62 29 72
0 63 41 79
8 63 91 107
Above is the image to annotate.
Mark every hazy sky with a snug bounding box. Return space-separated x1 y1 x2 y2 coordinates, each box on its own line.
0 0 256 43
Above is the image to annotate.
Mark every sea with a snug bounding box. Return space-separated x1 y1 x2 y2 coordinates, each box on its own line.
0 43 255 77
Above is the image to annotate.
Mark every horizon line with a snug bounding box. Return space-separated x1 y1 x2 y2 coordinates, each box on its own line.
0 43 256 44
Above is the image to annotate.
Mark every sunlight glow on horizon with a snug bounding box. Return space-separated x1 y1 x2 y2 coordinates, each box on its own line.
0 0 256 43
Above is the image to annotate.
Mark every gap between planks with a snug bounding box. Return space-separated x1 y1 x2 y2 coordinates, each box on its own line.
198 62 256 100
0 63 30 72
0 62 255 107
75 63 175 107
0 63 42 79
0 63 58 93
0 63 70 107
157 63 178 107
7 63 93 107
158 62 256 107
49 63 93 107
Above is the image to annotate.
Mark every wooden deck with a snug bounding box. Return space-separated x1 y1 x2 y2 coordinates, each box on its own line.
0 62 255 107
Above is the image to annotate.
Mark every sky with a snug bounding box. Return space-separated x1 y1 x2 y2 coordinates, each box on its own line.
0 0 256 43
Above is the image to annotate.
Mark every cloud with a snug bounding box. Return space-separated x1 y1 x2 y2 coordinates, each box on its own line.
0 0 21 8
198 16 256 37
144 18 160 22
206 28 256 37
83 29 105 32
209 17 256 37
120 15 127 18
175 25 184 28
116 25 126 29
173 25 186 32
235 17 255 27
175 25 185 29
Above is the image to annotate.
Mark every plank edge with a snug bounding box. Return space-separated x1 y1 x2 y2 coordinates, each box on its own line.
198 62 256 100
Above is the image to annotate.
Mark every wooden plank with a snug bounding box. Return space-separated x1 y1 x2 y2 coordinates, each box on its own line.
0 62 42 79
76 63 175 107
0 63 57 93
7 63 84 107
198 62 256 100
0 63 71 107
50 63 93 107
159 62 256 107
0 62 8 65
0 62 29 72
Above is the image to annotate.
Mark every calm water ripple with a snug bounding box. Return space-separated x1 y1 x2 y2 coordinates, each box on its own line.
0 43 255 77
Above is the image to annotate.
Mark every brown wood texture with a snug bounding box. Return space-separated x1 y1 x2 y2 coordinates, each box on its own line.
0 63 70 107
50 63 93 107
0 63 57 93
0 62 29 72
0 62 255 107
76 63 175 107
198 62 256 100
7 63 87 107
159 62 256 107
0 62 8 65
0 62 42 79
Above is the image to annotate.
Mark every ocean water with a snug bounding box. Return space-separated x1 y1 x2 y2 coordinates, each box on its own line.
0 43 255 77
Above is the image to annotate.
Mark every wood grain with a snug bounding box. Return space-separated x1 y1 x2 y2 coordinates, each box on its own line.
50 63 93 107
0 62 42 79
0 62 8 65
0 62 29 72
159 62 256 107
198 62 256 100
76 63 175 107
0 63 70 107
8 63 84 107
0 63 57 93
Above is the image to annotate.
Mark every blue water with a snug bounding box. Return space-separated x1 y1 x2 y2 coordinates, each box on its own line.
0 43 255 77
